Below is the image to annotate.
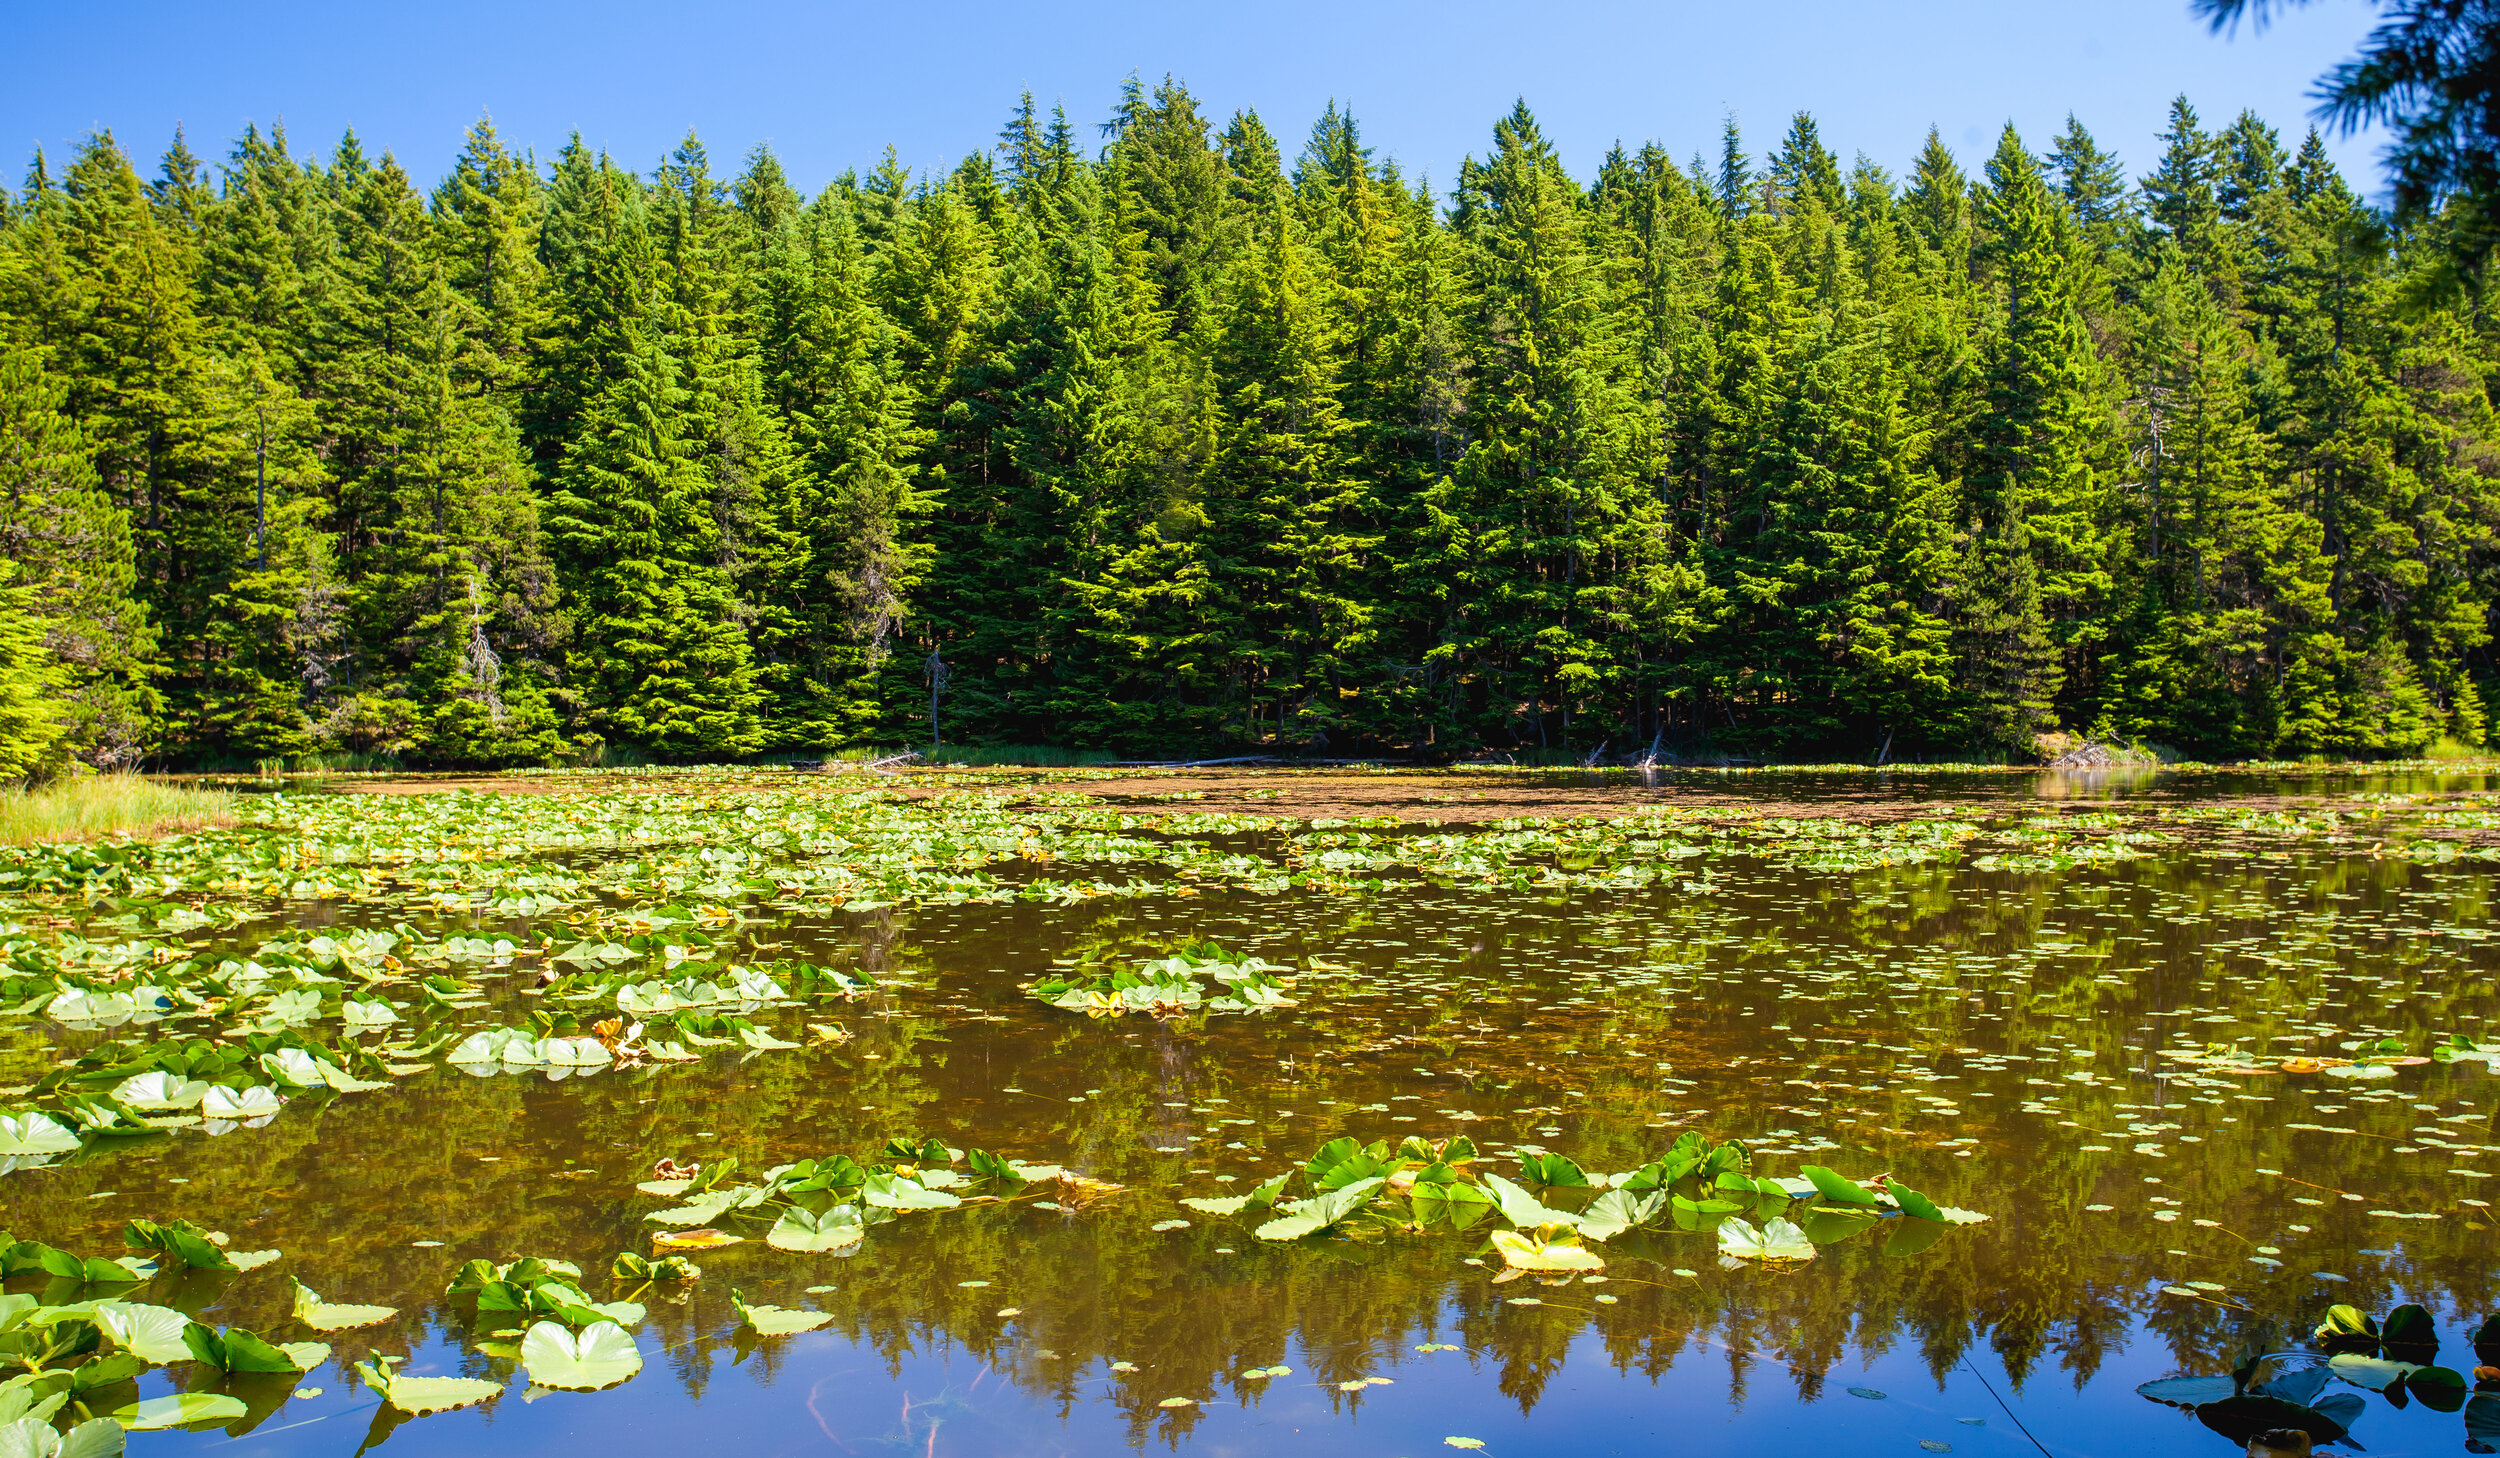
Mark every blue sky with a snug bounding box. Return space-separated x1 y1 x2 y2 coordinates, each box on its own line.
5 0 2390 201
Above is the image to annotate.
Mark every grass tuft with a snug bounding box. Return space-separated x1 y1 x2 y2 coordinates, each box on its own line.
0 775 236 846
2423 735 2490 761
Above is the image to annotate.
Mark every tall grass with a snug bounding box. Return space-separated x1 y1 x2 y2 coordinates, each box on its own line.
0 776 236 846
819 744 1118 768
2423 736 2494 762
916 744 1120 768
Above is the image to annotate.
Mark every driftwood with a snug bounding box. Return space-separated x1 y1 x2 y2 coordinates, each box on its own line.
1104 755 1284 768
864 751 925 772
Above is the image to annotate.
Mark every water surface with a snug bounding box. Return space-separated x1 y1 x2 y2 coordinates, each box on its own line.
6 765 2500 1457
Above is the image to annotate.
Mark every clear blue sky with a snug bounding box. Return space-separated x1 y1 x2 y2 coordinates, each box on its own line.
4 0 2390 202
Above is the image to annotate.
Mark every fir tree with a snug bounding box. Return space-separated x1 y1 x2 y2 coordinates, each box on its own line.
545 325 761 757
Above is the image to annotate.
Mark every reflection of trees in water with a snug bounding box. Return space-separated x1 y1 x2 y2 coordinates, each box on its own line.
9 791 2500 1442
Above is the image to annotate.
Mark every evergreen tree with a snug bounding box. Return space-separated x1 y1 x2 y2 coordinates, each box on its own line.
0 559 65 780
545 325 761 756
1716 115 1752 220
0 347 154 764
0 90 2492 766
1964 125 2109 753
2046 115 2131 249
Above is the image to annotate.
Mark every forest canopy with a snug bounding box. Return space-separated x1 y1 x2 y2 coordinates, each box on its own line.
0 81 2493 770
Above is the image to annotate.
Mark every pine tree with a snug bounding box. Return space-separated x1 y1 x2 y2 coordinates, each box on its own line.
1768 113 1845 218
1446 101 1664 752
2 93 2494 767
2046 115 2131 251
0 347 154 764
432 115 548 398
1963 124 2110 754
2142 98 2222 259
769 196 931 744
0 558 65 780
545 325 761 757
1716 115 1752 220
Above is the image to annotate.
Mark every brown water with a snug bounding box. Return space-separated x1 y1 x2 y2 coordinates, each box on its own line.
6 766 2500 1458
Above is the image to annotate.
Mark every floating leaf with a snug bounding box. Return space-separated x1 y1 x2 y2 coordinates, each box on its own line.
0 1416 127 1455
1477 1173 1578 1229
766 1207 864 1253
652 1228 742 1251
291 1278 397 1332
363 1365 505 1416
0 1113 80 1157
520 1319 643 1390
1254 1177 1385 1241
1887 1183 1990 1224
91 1301 191 1364
184 1323 325 1375
1717 1217 1816 1261
111 1393 246 1431
732 1288 832 1336
1799 1166 1881 1207
2136 1375 2236 1408
1574 1189 1664 1242
1488 1228 1604 1272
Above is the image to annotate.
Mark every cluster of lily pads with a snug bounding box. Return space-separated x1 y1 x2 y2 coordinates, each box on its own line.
1025 943 1301 1019
2157 1033 2500 1083
0 910 874 1167
0 1211 756 1446
1177 1131 1987 1269
2138 1302 2500 1451
0 1218 336 1449
633 1137 1073 1254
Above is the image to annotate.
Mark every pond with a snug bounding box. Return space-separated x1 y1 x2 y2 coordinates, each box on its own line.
4 764 2500 1458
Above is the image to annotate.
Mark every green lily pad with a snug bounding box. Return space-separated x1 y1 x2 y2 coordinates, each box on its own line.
1717 1217 1816 1261
766 1207 864 1253
92 1301 192 1363
520 1319 643 1390
291 1278 397 1332
732 1288 833 1336
111 1392 247 1431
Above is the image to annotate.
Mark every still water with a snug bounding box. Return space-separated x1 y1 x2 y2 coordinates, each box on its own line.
6 765 2500 1457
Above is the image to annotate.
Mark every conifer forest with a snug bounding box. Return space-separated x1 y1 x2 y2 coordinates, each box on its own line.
2 81 2494 773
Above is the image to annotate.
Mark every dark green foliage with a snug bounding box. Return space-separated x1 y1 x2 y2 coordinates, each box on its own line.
0 88 2493 767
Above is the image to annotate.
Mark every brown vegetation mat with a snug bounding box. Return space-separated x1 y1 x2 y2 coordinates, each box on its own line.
311 764 2186 825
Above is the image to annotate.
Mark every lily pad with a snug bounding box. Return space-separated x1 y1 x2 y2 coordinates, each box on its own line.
5 1416 129 1454
1488 1228 1605 1272
766 1207 864 1253
92 1301 192 1363
363 1366 505 1415
2137 1375 2237 1408
292 1278 397 1332
0 1113 80 1157
520 1319 643 1390
1717 1217 1816 1261
111 1392 248 1430
732 1289 833 1336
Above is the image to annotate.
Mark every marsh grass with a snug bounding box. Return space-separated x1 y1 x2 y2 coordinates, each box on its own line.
0 775 236 846
823 744 1118 768
2423 736 2492 761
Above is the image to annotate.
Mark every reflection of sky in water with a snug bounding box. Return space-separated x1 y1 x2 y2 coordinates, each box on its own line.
9 766 2500 1455
121 1315 2500 1457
